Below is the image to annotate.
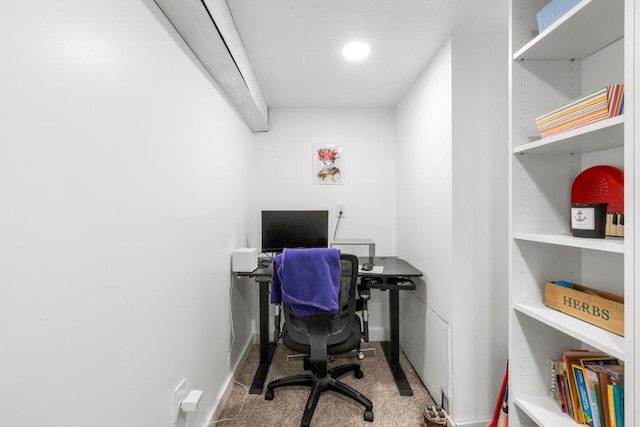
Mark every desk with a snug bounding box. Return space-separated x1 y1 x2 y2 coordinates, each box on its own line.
330 238 375 259
237 256 422 396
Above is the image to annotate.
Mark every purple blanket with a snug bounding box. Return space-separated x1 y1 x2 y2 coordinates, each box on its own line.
271 248 341 316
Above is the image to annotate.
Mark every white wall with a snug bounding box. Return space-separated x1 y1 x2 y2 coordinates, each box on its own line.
0 1 254 426
396 38 454 404
450 33 509 424
248 108 397 338
396 34 508 425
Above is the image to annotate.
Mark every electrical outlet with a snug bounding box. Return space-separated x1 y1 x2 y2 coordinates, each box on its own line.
173 378 187 423
336 203 346 218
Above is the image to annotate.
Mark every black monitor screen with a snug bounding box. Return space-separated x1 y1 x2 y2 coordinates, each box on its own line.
261 210 329 253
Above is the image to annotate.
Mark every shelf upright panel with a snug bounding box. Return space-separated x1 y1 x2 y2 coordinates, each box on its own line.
624 0 636 424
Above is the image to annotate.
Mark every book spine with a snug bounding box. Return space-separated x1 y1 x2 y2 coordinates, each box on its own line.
558 373 569 413
564 371 575 418
561 369 574 417
611 385 624 427
588 383 603 427
597 371 612 427
584 367 603 427
549 359 558 399
607 385 617 427
606 84 625 118
574 365 594 427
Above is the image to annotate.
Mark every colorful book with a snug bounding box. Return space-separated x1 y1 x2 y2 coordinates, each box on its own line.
581 357 620 368
563 351 606 423
607 385 617 427
583 366 604 427
606 84 625 119
557 372 569 414
535 84 624 138
586 365 619 427
573 364 594 426
549 359 565 401
562 371 574 417
549 359 558 399
609 384 624 427
605 365 625 384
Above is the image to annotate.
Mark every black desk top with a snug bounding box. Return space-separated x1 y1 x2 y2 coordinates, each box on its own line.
238 256 422 290
238 256 422 276
357 256 423 278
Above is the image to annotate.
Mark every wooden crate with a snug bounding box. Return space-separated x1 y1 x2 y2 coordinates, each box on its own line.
544 282 624 336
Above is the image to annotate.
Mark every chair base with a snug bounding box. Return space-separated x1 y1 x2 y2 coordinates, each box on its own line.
265 363 374 426
285 347 376 363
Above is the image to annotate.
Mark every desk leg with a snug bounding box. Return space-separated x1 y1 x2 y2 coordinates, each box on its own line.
249 280 276 394
381 289 413 396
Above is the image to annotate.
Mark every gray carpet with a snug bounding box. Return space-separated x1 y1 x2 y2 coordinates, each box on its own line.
212 341 436 426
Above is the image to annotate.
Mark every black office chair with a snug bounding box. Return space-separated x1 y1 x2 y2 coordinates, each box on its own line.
265 253 374 426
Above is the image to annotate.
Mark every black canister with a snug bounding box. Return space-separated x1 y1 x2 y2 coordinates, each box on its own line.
571 203 608 238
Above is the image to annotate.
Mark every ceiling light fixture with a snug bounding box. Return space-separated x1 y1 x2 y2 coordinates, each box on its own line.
342 41 370 61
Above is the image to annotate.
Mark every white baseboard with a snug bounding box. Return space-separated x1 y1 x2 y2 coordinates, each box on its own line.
448 417 491 427
207 338 254 425
366 326 388 342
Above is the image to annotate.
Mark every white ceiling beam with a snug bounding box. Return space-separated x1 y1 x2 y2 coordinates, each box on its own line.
153 0 269 131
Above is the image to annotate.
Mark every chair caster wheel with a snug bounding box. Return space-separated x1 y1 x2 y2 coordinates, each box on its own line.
355 370 364 379
265 390 274 400
364 409 374 422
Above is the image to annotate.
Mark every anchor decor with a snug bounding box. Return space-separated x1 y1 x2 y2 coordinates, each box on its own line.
574 210 587 223
570 204 601 235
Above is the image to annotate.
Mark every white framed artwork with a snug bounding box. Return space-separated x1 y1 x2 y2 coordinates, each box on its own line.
313 145 343 185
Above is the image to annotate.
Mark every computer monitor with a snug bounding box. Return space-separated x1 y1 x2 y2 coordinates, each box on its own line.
261 210 329 253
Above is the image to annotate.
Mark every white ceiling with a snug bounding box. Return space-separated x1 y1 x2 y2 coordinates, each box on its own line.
225 0 508 108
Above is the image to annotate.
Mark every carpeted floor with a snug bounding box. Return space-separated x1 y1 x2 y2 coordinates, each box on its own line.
211 341 436 426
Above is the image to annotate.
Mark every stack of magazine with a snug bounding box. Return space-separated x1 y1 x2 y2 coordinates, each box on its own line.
535 84 624 138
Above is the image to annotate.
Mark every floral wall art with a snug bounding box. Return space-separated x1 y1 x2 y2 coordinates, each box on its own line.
313 145 344 185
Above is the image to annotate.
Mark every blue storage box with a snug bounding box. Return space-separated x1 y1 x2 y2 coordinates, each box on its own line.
536 0 583 33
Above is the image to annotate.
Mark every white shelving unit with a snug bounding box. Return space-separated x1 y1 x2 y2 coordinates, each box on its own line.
508 0 635 426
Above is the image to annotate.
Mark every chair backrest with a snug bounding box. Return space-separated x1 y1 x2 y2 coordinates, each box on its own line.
281 253 359 346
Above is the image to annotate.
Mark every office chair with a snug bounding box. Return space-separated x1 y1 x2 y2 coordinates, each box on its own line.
265 252 374 426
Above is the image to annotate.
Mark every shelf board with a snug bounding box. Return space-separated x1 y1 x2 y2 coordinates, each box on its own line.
513 396 578 427
331 238 375 244
513 232 624 253
513 0 624 61
513 115 624 155
514 303 624 359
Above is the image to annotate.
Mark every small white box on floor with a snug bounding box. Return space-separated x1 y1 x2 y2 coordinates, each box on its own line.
232 248 258 272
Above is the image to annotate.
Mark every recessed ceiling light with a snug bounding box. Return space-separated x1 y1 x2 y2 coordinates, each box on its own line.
342 41 370 61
